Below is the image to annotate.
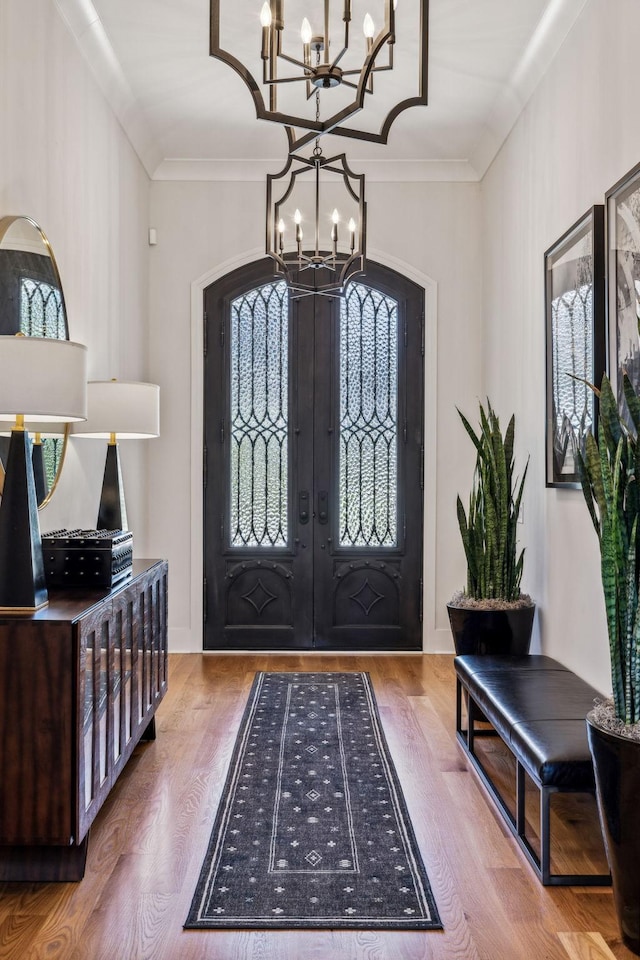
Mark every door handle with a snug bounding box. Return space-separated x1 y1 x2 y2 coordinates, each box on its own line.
299 490 310 524
318 491 328 525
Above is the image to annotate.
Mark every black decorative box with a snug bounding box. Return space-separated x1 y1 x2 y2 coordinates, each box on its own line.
41 529 134 590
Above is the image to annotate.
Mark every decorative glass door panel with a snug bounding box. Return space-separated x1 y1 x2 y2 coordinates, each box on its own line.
230 282 289 547
204 259 424 650
339 283 398 548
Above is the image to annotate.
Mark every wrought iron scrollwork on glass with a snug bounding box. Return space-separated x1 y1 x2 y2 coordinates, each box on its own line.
230 280 289 547
339 281 398 546
20 277 65 339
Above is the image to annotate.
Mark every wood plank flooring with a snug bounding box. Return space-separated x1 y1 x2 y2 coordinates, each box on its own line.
0 654 634 960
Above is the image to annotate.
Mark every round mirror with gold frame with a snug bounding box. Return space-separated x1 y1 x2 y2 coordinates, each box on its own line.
0 216 70 507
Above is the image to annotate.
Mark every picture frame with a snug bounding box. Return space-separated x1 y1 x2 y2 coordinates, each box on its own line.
606 160 640 410
545 205 605 488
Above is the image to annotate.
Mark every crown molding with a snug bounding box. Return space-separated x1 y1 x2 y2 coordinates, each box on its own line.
152 158 480 183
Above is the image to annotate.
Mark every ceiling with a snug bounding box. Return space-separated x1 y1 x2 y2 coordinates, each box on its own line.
53 0 588 182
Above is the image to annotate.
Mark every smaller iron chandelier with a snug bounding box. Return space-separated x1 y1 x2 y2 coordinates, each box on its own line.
266 143 366 297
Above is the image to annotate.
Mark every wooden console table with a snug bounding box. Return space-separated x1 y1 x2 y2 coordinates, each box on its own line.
0 558 168 881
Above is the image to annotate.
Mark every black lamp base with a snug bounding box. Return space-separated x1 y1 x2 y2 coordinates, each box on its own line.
97 442 128 531
32 440 48 504
0 429 48 613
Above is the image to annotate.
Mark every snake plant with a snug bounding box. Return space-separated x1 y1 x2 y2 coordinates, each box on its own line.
577 372 640 724
456 399 528 602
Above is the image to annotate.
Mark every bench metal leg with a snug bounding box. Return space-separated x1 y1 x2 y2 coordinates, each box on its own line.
468 695 476 753
516 760 525 836
455 678 611 887
540 785 552 885
455 676 464 741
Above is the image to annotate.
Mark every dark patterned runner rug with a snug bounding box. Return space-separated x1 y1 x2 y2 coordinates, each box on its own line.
185 671 442 930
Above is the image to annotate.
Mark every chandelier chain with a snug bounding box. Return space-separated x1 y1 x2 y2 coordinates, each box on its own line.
313 89 322 157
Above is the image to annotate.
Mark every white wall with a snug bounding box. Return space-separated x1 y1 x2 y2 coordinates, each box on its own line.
148 178 483 651
481 0 640 693
1 1 152 544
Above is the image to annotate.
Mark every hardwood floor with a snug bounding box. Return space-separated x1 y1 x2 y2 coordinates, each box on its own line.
0 654 634 960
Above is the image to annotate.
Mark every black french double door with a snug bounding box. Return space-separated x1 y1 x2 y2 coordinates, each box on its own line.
203 259 424 650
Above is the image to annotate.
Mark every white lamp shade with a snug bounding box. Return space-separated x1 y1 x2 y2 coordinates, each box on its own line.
0 421 67 437
0 337 88 422
71 380 160 439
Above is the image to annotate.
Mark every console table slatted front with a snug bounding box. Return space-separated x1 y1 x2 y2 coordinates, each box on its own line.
0 558 168 881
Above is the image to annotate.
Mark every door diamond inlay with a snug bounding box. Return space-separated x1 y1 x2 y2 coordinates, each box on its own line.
349 579 384 616
241 578 277 616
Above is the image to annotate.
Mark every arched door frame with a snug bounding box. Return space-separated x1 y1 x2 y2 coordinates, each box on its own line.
189 246 439 652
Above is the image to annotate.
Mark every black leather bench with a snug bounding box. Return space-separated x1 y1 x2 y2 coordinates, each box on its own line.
454 654 610 886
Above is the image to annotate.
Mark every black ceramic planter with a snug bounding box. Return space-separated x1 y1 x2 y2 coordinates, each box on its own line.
587 717 640 955
446 603 535 656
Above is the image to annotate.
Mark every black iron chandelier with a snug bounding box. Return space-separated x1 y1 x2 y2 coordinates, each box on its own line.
266 130 366 297
210 0 428 294
210 0 429 150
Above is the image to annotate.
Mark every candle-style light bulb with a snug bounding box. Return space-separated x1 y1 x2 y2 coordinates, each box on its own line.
363 13 375 38
294 209 303 245
301 17 313 44
331 209 339 245
348 217 356 252
261 3 272 60
301 16 312 66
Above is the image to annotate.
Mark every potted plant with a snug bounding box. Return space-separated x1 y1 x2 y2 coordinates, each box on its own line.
447 399 535 655
578 372 640 956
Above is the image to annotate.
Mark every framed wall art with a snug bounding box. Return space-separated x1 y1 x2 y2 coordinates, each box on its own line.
606 160 640 411
545 205 605 487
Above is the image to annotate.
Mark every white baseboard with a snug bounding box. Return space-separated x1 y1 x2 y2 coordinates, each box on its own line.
167 626 456 656
423 627 455 655
168 627 200 653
